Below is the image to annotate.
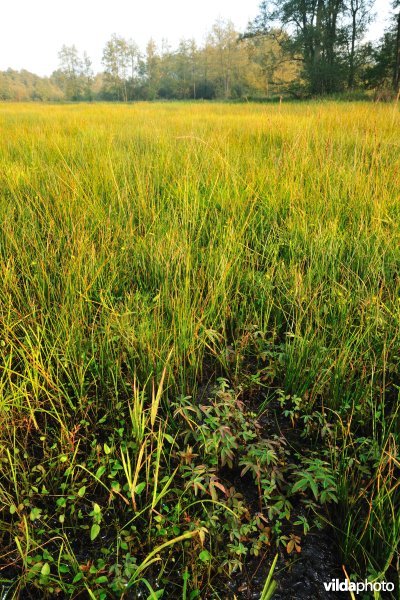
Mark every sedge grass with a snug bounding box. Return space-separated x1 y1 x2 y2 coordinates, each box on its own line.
0 100 399 597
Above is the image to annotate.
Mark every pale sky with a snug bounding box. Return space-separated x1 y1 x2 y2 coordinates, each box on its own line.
0 0 394 76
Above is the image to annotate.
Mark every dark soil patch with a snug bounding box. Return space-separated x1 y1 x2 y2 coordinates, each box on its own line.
273 530 343 600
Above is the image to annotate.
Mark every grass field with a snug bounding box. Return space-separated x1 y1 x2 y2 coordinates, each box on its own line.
0 101 399 598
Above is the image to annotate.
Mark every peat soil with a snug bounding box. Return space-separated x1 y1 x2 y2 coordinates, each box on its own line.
272 531 343 600
223 528 343 599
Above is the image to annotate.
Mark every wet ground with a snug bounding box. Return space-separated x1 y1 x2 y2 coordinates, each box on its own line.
273 530 343 600
219 525 342 599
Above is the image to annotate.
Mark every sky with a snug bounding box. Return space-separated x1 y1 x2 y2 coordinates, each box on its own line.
0 0 394 76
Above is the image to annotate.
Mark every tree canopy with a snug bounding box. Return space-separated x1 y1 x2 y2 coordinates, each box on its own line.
0 7 398 102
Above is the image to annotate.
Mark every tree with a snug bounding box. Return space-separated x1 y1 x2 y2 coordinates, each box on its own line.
175 40 192 98
393 0 400 90
82 52 94 100
102 34 129 100
365 0 400 92
58 45 84 100
0 69 63 101
201 19 264 99
346 0 374 89
245 0 349 94
126 40 142 99
145 39 160 99
55 45 94 100
189 40 198 99
241 28 301 96
206 19 239 98
157 40 177 98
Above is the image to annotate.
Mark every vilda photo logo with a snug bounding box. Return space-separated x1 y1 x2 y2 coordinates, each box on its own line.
323 579 395 594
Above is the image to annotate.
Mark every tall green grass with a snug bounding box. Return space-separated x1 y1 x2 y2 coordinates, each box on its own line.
0 101 399 597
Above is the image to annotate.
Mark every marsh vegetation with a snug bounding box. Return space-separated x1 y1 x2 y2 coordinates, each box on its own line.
0 102 399 598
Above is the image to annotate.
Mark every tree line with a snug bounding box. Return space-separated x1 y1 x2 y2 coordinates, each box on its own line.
0 1 399 102
245 0 400 95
